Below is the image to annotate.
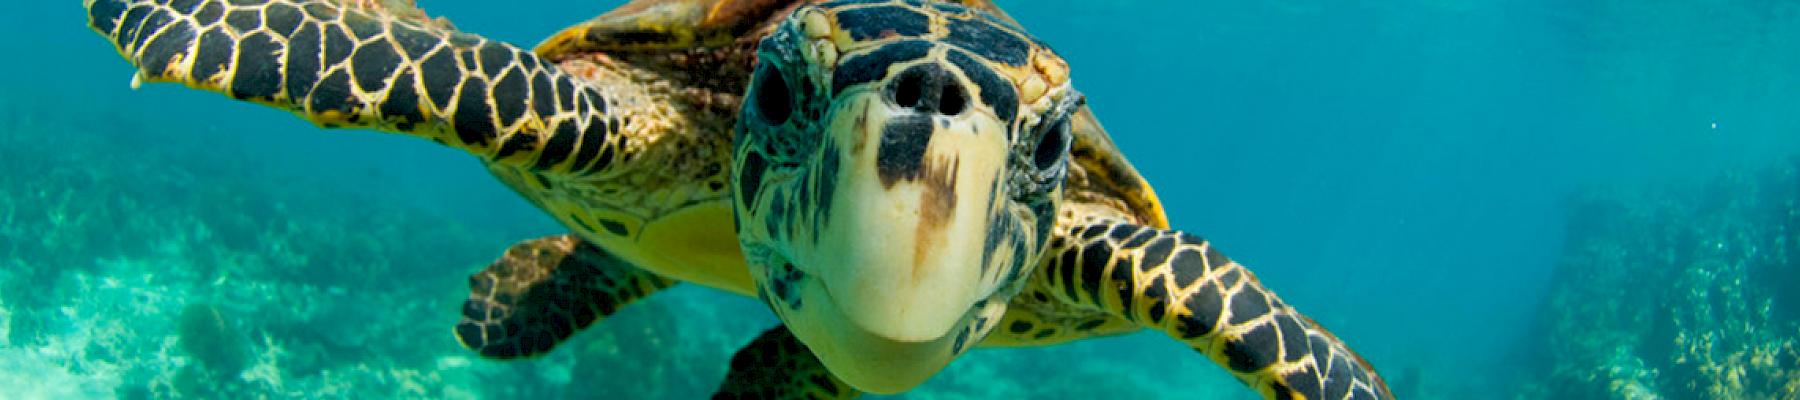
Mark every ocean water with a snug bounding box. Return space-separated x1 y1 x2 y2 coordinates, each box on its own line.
1 0 1797 399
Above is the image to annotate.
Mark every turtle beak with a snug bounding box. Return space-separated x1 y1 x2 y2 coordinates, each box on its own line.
790 84 1013 343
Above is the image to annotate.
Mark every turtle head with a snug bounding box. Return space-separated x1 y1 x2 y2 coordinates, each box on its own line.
731 1 1081 393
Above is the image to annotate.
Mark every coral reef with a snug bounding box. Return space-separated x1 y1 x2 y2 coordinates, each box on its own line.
0 103 571 398
1526 159 1800 399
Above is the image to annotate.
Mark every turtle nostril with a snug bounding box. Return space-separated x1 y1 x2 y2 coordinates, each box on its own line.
888 65 966 116
894 72 923 109
939 84 965 115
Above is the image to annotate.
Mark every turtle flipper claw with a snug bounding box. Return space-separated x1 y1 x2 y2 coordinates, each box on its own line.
454 235 675 358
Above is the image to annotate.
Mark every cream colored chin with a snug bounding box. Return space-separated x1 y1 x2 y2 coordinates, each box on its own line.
802 202 990 341
785 275 967 394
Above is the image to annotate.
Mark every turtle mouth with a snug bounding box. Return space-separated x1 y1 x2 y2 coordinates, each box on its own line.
780 223 986 343
811 269 958 343
772 258 982 393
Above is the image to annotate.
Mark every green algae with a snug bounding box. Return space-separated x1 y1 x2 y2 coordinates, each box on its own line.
177 303 248 378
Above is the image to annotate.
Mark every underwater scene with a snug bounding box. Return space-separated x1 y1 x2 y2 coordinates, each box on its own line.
3 0 1798 398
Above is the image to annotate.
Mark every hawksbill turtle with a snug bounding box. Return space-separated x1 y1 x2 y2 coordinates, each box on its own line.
84 0 1394 398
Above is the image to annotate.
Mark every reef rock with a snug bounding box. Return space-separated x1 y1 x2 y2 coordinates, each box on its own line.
1533 159 1800 399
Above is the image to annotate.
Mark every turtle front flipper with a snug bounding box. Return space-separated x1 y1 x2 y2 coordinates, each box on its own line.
714 326 860 400
1044 222 1395 400
86 0 628 174
455 235 675 358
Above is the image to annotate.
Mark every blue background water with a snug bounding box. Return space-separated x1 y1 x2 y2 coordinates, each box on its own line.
2 0 1797 398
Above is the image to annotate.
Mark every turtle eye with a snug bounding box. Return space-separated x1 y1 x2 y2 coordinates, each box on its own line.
753 66 793 125
1031 118 1071 171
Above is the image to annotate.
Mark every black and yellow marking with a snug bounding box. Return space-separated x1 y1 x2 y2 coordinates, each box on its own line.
1041 221 1395 400
86 0 625 175
833 5 929 41
454 235 676 359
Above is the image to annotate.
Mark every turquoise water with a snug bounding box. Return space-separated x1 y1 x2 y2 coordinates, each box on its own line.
3 0 1798 398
